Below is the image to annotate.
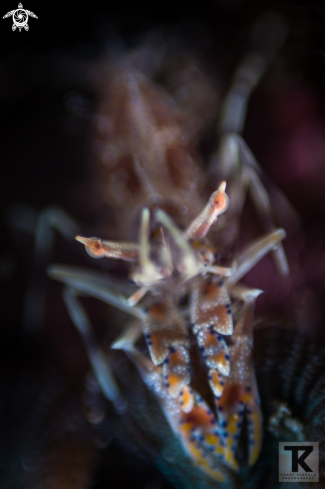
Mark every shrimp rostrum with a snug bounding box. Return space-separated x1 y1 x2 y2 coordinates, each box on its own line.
49 14 290 483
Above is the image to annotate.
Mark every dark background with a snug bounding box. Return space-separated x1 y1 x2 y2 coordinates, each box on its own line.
1 1 325 488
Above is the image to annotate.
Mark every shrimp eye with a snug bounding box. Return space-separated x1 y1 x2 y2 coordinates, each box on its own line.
213 193 228 211
76 236 105 259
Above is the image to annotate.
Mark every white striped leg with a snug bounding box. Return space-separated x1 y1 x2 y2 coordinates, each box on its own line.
7 205 80 332
63 287 127 412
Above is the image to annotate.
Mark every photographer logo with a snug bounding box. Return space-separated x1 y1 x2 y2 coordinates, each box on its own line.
3 3 38 32
279 442 319 482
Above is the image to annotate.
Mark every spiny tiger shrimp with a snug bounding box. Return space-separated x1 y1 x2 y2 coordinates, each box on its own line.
45 13 293 482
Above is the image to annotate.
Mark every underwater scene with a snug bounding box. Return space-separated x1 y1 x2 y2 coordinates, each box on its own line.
1 1 325 488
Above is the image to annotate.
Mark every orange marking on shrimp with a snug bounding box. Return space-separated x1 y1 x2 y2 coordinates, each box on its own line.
218 383 243 410
76 236 139 261
144 302 188 365
163 346 190 397
191 276 233 335
176 396 227 481
180 403 215 433
76 236 105 257
196 305 232 333
146 329 186 365
208 369 225 398
167 346 186 367
148 302 168 320
184 181 229 240
203 281 220 301
197 327 230 376
149 329 186 346
180 386 194 413
209 351 230 374
168 373 181 392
